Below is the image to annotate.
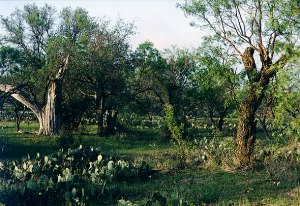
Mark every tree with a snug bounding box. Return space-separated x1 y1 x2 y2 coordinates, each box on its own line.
0 4 65 135
180 0 300 166
132 42 195 137
72 18 134 136
8 98 26 132
131 41 168 118
273 57 300 139
0 5 91 135
193 36 239 131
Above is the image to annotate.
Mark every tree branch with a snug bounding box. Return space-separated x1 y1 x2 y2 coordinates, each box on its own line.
0 84 42 117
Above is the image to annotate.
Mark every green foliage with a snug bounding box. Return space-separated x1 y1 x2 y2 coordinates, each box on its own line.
191 36 239 127
1 3 55 76
130 41 168 116
179 0 300 52
164 104 184 141
1 2 300 204
132 42 196 126
273 63 300 140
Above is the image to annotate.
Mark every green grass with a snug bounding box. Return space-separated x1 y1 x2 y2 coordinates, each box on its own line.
0 120 299 205
0 121 59 160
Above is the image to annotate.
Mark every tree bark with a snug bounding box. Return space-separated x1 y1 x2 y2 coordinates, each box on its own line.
0 55 69 135
236 47 287 167
40 79 62 135
0 81 63 135
236 86 262 166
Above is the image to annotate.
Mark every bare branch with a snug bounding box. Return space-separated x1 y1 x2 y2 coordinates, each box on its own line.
55 54 70 80
257 0 263 46
0 84 42 117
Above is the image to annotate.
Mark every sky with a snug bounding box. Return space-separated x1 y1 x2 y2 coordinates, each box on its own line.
0 0 204 50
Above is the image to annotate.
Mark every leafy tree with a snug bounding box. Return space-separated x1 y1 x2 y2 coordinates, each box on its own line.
164 47 195 128
132 42 195 137
180 0 300 166
71 18 134 136
273 58 300 140
131 41 168 118
193 37 239 131
0 5 92 135
0 4 65 135
8 98 26 132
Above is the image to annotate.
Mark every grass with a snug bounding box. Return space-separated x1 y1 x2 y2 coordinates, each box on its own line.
0 120 300 205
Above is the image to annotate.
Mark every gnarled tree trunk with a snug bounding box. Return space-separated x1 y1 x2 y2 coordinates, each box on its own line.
236 86 263 166
0 55 69 135
236 47 287 166
40 79 62 135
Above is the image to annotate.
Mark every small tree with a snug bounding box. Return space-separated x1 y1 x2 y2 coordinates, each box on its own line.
193 36 239 131
132 42 195 137
72 18 134 136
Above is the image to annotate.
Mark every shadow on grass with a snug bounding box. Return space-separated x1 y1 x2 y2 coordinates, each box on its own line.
0 125 58 160
0 140 58 160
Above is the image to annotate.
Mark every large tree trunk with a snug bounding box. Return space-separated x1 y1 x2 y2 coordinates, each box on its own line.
0 55 69 135
40 79 62 135
236 47 287 167
236 87 263 166
0 81 63 135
